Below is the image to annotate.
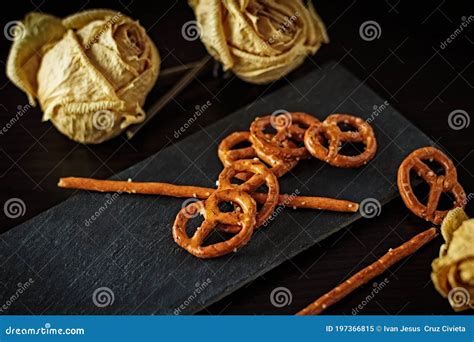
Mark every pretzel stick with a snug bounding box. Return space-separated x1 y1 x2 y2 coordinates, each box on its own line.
296 227 437 315
58 177 359 213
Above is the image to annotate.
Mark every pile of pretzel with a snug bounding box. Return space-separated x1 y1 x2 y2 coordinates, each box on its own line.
174 112 378 258
58 112 468 314
59 112 378 258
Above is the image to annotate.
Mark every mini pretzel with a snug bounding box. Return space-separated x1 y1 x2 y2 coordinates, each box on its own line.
250 112 320 160
218 131 297 180
218 132 256 169
304 114 377 168
397 146 466 224
218 159 280 232
172 188 256 258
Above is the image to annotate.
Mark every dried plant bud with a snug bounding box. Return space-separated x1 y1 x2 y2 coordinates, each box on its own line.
7 9 160 144
431 208 474 311
189 0 328 84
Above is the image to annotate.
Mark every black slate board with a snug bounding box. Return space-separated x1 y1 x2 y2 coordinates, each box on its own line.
0 62 434 315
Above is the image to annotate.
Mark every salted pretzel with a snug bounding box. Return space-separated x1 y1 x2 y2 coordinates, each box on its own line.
172 188 257 258
304 114 377 168
397 146 466 225
217 159 280 233
250 112 320 160
218 131 298 180
218 132 255 168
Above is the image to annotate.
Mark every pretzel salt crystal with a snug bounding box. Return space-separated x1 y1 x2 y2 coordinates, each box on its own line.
397 146 466 224
172 188 256 258
297 227 437 315
304 114 377 168
58 177 359 212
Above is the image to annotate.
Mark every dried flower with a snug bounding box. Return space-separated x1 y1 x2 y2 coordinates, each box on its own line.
189 0 328 84
7 9 160 143
431 208 474 311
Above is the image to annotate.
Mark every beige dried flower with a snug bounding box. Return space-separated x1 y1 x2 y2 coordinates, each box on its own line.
7 9 160 144
188 0 328 84
431 207 474 311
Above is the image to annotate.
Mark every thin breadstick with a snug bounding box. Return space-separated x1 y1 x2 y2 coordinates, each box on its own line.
58 177 359 213
296 227 437 315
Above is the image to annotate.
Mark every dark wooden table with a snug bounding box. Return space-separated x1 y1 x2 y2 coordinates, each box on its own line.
0 0 472 315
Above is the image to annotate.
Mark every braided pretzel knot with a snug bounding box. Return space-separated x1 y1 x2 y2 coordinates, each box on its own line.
397 147 466 225
250 112 320 160
304 114 377 168
217 159 280 233
172 188 256 258
218 131 297 181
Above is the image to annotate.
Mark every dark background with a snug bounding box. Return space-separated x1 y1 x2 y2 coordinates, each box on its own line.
0 0 473 315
